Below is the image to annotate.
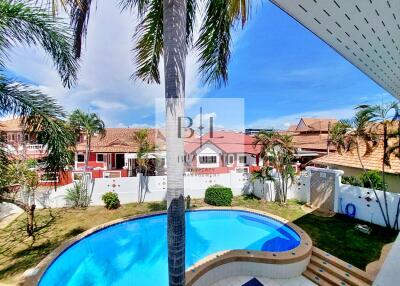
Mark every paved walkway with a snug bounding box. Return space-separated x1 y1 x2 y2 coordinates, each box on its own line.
210 275 316 286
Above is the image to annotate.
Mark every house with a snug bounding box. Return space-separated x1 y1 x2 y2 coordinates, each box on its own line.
73 128 166 179
184 131 261 173
0 118 46 159
313 141 400 192
283 118 338 166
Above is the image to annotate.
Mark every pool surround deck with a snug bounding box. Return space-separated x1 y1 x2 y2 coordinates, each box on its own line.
20 207 312 286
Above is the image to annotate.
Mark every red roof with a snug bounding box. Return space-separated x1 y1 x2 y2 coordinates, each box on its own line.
184 131 260 154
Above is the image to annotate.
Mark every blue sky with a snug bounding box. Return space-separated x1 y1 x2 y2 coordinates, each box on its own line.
5 1 396 130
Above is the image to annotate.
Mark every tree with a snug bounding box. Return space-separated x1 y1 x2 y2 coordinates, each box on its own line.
0 0 78 227
69 109 105 207
253 131 295 204
49 0 251 284
2 160 39 236
132 128 156 203
329 107 396 229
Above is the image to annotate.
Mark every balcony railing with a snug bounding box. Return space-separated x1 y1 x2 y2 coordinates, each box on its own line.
26 144 46 154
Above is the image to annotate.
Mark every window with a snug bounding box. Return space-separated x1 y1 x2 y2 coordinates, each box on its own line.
73 172 91 181
226 154 234 165
103 171 121 178
77 154 85 162
238 155 247 164
199 156 217 164
96 153 104 162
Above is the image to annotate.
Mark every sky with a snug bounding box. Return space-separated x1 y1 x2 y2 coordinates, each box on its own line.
5 1 397 130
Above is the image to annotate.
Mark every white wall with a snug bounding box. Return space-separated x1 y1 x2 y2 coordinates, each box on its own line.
0 203 21 220
33 172 251 208
338 183 400 227
374 233 400 286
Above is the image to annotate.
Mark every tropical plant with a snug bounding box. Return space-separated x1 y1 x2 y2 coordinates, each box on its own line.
69 109 105 206
2 160 39 236
0 0 78 227
132 128 156 203
204 185 233 206
49 0 251 283
330 103 400 229
253 131 295 204
102 191 120 209
65 181 90 207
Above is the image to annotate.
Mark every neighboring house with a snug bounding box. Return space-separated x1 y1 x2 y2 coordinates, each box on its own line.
313 142 400 192
184 131 261 173
74 128 166 179
283 118 338 166
0 118 46 159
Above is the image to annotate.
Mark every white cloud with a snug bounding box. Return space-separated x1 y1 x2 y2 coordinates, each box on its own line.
6 2 207 127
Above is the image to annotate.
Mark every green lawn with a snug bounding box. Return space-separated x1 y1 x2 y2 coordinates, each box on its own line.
0 196 397 284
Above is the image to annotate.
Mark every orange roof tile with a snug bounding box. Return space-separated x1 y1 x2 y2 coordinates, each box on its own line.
313 142 400 174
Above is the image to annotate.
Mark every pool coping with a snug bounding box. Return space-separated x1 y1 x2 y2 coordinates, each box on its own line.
20 207 312 286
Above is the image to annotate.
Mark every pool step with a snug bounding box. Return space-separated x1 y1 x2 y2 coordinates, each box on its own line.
302 247 373 286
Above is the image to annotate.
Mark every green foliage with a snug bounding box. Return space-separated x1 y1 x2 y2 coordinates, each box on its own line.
341 171 385 190
25 159 38 169
204 185 233 206
360 171 385 190
65 181 91 208
341 175 363 187
102 192 120 210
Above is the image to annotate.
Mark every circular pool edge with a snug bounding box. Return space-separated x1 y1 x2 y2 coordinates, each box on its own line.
21 207 312 286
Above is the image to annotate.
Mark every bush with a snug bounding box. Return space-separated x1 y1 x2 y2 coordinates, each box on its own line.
341 176 363 187
204 185 233 206
65 182 88 208
360 170 385 190
102 192 120 209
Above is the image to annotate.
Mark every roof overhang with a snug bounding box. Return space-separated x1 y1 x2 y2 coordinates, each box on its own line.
271 0 400 99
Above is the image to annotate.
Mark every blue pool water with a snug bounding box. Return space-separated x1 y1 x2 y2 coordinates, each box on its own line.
39 210 300 286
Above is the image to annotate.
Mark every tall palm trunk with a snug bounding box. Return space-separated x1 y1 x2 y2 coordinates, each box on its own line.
164 0 187 285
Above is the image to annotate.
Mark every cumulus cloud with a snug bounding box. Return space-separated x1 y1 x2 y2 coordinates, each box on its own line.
6 1 207 127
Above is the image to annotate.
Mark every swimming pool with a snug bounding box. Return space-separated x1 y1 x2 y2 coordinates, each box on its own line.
38 210 301 286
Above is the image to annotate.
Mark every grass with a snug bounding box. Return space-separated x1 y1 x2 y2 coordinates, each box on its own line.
0 196 397 284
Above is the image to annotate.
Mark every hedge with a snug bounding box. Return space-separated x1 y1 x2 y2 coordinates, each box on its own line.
102 192 120 209
204 185 233 206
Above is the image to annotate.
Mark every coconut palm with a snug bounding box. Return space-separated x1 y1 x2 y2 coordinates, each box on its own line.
356 102 400 228
329 111 393 227
0 0 78 226
47 0 251 284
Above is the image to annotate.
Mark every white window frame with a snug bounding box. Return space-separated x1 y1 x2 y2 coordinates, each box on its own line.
77 153 85 163
96 153 105 162
235 167 249 173
226 154 234 165
238 154 247 166
199 155 217 164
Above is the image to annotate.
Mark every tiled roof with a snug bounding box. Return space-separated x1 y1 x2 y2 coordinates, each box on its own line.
184 131 260 154
76 128 165 153
292 133 335 151
0 118 23 132
313 142 400 174
297 118 337 132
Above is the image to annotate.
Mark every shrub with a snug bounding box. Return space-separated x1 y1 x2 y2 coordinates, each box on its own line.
360 170 385 190
204 185 233 206
65 182 86 208
102 192 120 209
341 175 363 187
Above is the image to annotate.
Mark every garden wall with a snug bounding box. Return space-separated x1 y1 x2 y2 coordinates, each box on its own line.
34 172 252 208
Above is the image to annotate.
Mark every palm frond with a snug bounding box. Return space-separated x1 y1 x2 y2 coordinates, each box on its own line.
0 0 79 87
196 0 249 87
131 0 163 83
0 74 75 172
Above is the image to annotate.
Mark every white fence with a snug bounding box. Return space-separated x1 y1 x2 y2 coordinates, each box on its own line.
32 172 253 208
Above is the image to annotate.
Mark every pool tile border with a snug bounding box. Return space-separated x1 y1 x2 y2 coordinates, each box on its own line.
20 207 312 286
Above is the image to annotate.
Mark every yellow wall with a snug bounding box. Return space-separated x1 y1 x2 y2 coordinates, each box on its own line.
330 165 400 193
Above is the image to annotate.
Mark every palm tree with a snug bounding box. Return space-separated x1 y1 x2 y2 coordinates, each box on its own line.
356 102 400 228
0 1 78 224
48 0 251 284
329 111 393 227
132 128 155 202
253 131 295 203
